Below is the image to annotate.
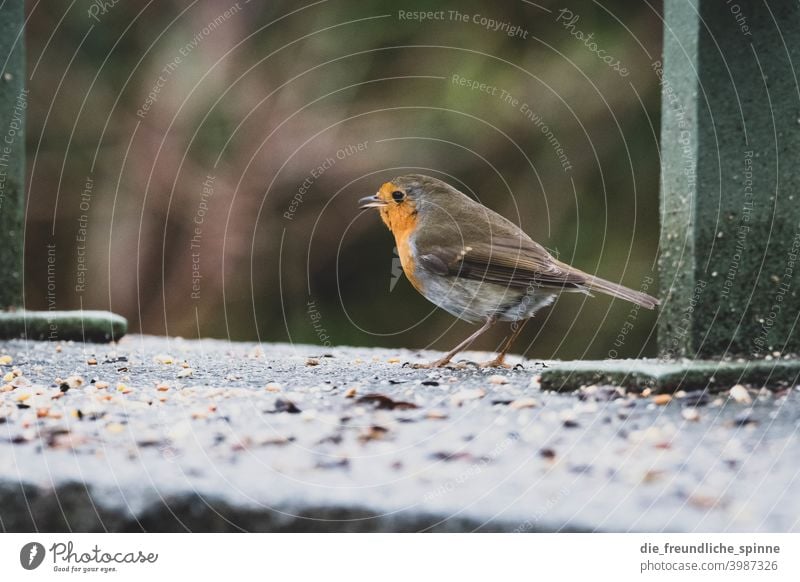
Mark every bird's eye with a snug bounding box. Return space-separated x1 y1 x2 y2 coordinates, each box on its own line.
392 190 405 202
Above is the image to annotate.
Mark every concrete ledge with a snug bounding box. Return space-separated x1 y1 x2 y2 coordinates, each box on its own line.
541 358 800 393
0 310 127 342
1 337 798 533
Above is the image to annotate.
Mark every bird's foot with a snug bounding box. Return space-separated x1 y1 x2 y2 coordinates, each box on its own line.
479 357 511 368
405 359 451 369
405 358 472 369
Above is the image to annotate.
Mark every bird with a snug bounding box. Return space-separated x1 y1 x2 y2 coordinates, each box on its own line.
359 174 659 368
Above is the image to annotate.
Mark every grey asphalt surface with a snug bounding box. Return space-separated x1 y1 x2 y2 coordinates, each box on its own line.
0 335 798 532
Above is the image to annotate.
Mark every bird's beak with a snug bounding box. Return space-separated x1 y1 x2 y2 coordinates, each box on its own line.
358 194 387 209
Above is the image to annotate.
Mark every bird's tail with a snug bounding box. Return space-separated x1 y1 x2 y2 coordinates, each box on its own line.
582 273 660 309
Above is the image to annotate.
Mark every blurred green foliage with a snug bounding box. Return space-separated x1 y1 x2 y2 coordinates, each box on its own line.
24 0 662 359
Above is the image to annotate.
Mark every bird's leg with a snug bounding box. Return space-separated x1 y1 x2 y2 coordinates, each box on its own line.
481 319 529 368
415 315 498 368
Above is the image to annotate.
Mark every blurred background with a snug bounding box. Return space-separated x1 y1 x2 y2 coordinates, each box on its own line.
23 0 663 359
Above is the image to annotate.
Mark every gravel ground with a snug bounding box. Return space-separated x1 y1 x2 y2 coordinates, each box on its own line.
0 335 798 532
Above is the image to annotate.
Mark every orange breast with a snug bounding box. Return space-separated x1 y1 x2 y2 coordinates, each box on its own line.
382 204 422 293
396 229 422 293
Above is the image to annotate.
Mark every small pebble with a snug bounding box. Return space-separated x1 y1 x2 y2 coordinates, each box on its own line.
0 355 12 365
488 375 508 385
729 384 752 404
265 383 282 392
306 358 320 366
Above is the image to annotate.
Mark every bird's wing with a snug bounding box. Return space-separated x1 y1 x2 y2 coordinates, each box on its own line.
417 235 589 291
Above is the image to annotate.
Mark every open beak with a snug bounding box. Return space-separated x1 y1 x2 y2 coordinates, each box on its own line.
358 194 387 209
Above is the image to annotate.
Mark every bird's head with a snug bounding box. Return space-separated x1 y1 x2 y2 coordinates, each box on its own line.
358 174 454 235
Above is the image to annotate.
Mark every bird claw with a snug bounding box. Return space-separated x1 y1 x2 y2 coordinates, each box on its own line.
479 358 511 369
406 360 451 369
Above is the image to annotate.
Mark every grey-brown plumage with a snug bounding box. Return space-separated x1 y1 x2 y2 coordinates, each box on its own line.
359 174 659 367
396 174 658 314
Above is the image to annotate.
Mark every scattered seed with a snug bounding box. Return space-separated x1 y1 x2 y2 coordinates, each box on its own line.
510 398 539 409
0 355 12 365
306 358 320 366
87 358 98 365
652 394 672 406
66 376 84 389
95 381 109 390
265 382 282 392
688 494 721 509
730 411 757 427
643 470 665 483
678 390 710 407
3 372 14 383
539 448 556 460
273 399 301 414
177 368 193 378
488 375 508 385
426 410 448 420
358 425 389 442
154 354 174 365
387 357 400 364
344 387 358 398
450 388 486 406
681 408 700 422
357 393 418 410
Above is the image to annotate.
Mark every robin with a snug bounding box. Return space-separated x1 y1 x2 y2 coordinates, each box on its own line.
359 174 659 367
